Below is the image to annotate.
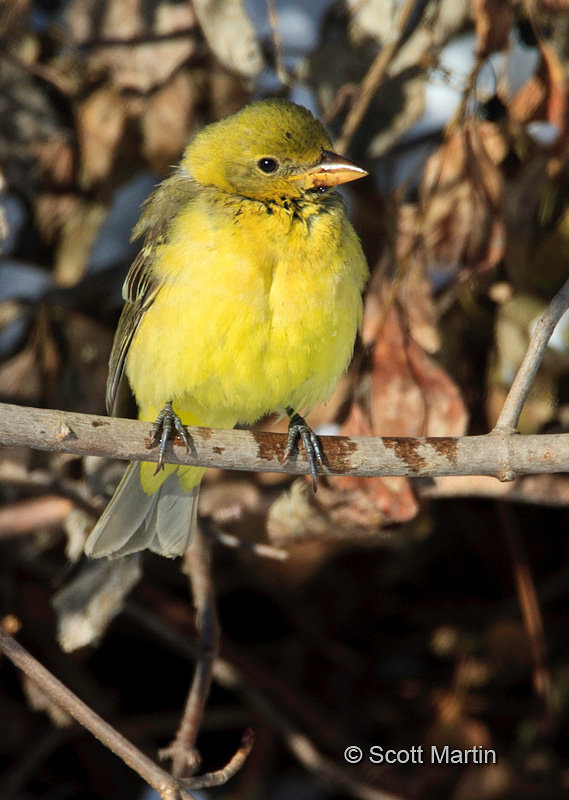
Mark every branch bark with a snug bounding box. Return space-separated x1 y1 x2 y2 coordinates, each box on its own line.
0 627 197 800
494 276 569 433
2 401 569 482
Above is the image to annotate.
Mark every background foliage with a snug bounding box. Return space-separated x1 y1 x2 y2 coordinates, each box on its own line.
2 1 569 798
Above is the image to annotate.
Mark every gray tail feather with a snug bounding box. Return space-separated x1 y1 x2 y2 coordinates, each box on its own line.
85 462 199 559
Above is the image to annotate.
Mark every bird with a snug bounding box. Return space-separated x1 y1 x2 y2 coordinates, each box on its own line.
85 98 368 559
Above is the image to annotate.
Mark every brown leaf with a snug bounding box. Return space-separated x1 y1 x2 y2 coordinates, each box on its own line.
267 478 392 548
53 198 108 287
67 0 198 93
309 0 470 158
365 306 467 438
0 496 72 539
22 676 73 728
191 0 263 79
417 123 507 276
472 0 512 58
139 70 202 173
538 0 569 12
333 303 468 526
0 53 60 190
373 204 441 354
335 401 420 524
76 86 126 189
34 193 78 245
53 555 142 651
35 135 75 189
0 0 31 39
57 312 114 413
510 40 569 133
426 689 493 751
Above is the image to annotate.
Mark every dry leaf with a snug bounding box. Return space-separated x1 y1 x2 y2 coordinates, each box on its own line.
76 86 126 189
510 40 569 131
267 478 392 548
472 0 512 58
332 303 468 525
53 555 142 651
139 70 202 172
22 676 73 728
191 0 263 79
417 122 507 276
67 0 198 93
53 198 108 286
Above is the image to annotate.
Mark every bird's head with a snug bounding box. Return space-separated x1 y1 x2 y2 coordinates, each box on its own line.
182 99 367 201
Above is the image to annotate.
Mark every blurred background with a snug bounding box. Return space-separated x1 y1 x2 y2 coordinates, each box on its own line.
2 0 569 798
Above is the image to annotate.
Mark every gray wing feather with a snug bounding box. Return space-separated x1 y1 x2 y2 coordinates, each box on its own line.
85 463 199 559
106 170 199 416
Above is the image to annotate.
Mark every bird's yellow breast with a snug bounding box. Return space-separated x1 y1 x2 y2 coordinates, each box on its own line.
126 191 367 427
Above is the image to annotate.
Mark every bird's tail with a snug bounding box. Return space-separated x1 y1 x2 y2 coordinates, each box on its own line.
85 462 205 559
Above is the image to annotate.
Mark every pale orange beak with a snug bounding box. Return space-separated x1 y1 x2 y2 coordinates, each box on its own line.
292 150 368 189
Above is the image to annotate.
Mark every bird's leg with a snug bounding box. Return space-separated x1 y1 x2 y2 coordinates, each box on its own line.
284 408 324 492
149 401 190 474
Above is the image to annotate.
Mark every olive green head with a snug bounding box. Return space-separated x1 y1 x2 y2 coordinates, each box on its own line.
182 99 367 201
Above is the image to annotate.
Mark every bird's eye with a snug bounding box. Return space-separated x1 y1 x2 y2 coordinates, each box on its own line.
257 158 279 173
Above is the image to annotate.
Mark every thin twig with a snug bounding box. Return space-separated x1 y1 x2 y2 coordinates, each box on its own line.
497 503 551 702
160 528 221 779
418 473 569 506
202 517 288 561
2 402 569 481
0 495 73 539
183 729 254 789
124 601 405 800
285 730 401 800
0 461 105 516
0 627 197 800
265 0 292 86
493 276 569 434
336 0 421 154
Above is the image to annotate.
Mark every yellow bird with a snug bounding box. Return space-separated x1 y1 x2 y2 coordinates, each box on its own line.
85 99 368 559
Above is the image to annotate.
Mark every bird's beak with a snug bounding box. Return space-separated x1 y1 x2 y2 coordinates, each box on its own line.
292 150 368 189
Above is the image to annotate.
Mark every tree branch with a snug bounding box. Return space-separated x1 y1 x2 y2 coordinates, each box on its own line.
2 401 569 482
0 627 197 800
160 526 220 778
493 276 569 434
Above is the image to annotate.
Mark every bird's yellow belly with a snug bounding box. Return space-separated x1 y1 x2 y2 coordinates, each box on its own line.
126 202 364 427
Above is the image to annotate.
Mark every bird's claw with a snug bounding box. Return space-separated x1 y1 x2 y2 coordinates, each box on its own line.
149 402 190 475
284 412 324 492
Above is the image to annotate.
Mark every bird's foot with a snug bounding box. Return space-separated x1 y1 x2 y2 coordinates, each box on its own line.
149 402 190 474
284 410 324 492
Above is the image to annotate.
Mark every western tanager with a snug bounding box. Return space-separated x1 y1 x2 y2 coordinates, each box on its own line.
85 99 368 559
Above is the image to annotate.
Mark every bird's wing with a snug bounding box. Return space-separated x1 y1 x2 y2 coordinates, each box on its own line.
106 171 199 415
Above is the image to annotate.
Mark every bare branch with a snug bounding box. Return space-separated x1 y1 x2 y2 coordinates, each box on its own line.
206 524 289 561
265 0 291 87
494 276 569 434
2 401 569 482
0 495 73 539
336 0 420 154
160 528 221 779
0 627 198 800
419 473 569 506
124 602 405 800
183 729 254 789
497 503 550 701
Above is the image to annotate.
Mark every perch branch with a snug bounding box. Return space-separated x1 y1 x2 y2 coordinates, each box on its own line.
2 401 569 482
